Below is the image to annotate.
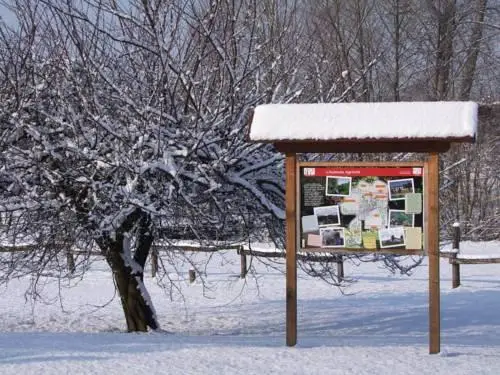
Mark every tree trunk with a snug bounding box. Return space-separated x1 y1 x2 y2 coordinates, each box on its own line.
459 0 487 100
112 256 157 332
433 0 457 100
393 0 401 102
97 208 159 332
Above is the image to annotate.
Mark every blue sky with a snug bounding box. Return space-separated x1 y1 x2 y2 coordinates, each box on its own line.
0 3 16 27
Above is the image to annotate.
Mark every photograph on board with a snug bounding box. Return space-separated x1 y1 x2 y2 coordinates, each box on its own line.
325 176 352 197
379 227 406 248
389 209 414 227
320 227 345 248
388 178 414 201
313 205 340 226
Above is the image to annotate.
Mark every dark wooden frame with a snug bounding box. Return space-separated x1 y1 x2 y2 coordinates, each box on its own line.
275 140 455 154
285 151 442 354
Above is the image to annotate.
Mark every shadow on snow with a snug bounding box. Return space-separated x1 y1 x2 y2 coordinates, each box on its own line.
1 287 499 364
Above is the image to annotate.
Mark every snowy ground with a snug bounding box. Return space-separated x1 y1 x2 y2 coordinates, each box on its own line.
1 241 500 374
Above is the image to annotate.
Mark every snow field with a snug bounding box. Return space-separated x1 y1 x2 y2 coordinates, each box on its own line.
0 241 499 374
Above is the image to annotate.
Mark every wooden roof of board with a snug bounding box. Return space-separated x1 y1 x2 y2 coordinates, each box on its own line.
248 102 478 153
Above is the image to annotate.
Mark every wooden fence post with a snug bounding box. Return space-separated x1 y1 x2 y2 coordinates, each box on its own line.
189 269 196 283
336 255 344 281
66 250 76 274
151 248 158 278
239 247 247 279
451 223 461 289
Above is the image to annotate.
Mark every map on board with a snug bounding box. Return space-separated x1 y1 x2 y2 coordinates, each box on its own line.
299 166 424 250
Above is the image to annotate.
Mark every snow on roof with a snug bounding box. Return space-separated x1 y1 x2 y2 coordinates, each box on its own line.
249 102 478 142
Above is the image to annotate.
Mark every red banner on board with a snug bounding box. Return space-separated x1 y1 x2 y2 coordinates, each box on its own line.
303 167 423 177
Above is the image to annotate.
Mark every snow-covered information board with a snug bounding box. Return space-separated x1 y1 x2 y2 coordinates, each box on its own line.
299 165 424 250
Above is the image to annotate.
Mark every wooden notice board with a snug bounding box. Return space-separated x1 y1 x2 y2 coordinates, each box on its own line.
284 159 440 353
249 101 479 355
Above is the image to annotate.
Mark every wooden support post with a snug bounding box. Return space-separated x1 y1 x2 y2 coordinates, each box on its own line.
426 153 441 354
66 250 76 274
189 269 196 283
151 248 158 278
336 255 344 282
285 153 297 347
239 247 247 279
451 258 460 289
452 224 461 289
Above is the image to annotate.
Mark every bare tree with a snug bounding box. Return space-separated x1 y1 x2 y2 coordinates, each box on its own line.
0 0 303 331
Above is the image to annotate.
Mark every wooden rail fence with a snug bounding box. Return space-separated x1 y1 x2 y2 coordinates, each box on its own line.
441 224 500 288
5 223 496 287
0 242 347 280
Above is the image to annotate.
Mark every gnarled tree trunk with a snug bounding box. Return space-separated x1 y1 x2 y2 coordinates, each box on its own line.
97 209 158 332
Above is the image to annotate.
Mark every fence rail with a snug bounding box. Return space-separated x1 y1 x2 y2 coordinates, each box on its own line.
0 242 348 279
10 226 495 285
0 224 494 288
441 224 500 288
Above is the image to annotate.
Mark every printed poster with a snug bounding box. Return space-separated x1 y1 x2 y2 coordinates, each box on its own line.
300 166 424 250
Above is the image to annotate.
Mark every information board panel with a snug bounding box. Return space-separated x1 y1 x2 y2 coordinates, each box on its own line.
299 165 424 250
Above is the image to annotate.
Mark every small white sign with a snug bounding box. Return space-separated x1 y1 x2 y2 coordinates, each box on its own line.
304 168 316 176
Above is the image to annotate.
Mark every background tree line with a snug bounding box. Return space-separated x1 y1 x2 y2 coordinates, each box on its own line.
0 0 498 331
